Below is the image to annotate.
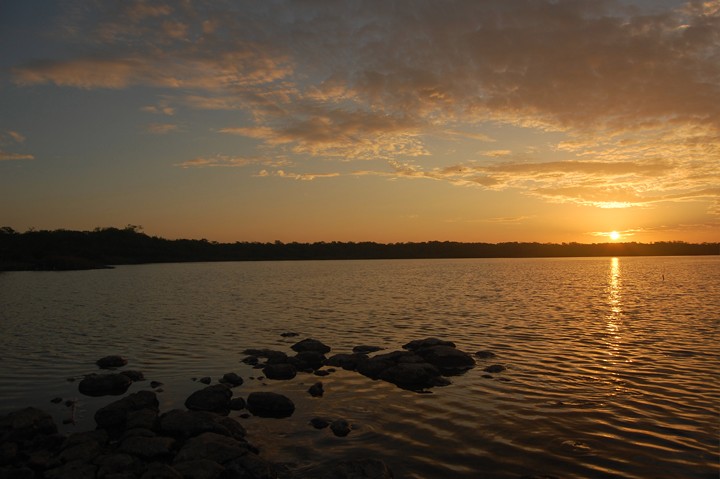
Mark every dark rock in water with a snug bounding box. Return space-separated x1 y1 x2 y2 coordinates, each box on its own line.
230 397 246 411
290 350 326 370
78 373 132 397
44 460 98 479
308 382 324 397
330 419 352 437
475 350 496 359
159 410 239 439
198 376 212 385
224 450 280 479
309 417 330 429
293 458 393 479
414 345 475 373
0 407 58 441
241 355 259 365
326 353 368 371
96 355 128 369
150 381 163 389
140 462 182 479
280 332 299 337
50 397 62 404
263 363 297 380
220 372 244 387
174 431 250 464
242 348 288 363
246 392 295 418
94 391 159 430
184 384 232 416
484 364 506 373
314 369 330 377
403 337 456 351
353 345 384 354
119 370 145 381
378 362 445 391
291 338 331 354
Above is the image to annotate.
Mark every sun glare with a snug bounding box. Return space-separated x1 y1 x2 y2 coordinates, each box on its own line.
610 231 620 241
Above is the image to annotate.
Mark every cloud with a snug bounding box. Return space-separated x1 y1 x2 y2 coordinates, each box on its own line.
175 154 290 169
0 151 34 161
9 0 718 214
146 123 179 134
258 169 341 181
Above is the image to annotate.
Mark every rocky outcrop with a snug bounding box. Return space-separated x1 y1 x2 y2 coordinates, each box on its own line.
291 338 331 354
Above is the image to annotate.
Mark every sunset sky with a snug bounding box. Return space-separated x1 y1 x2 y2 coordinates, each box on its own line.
1 0 718 243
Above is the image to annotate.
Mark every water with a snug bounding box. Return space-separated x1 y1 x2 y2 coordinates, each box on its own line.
1 256 718 478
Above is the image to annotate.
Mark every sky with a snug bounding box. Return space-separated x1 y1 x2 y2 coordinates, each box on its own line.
1 0 718 244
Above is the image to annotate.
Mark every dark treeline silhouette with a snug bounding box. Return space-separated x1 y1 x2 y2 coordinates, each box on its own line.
1 225 717 271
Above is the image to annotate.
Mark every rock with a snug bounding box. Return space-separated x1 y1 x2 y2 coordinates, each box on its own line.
220 372 244 387
119 436 175 459
403 338 456 351
94 391 159 430
241 356 259 366
0 407 58 441
96 355 128 369
246 392 295 418
198 377 212 385
229 398 246 411
140 462 182 479
78 373 132 397
224 451 279 479
241 349 288 363
378 362 445 391
263 363 297 380
484 364 506 373
352 345 383 354
159 410 233 439
44 461 98 479
309 418 330 429
173 459 224 479
308 382 324 397
290 351 326 370
330 419 352 437
93 453 139 478
413 345 475 373
280 332 299 337
290 338 331 354
314 370 330 377
184 385 232 416
475 350 496 359
326 353 368 371
150 381 163 389
50 397 62 404
119 370 145 381
173 432 249 464
0 466 34 479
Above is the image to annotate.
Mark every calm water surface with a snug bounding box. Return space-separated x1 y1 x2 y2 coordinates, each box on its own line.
1 257 718 478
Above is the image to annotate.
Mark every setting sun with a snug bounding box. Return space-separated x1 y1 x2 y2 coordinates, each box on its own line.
610 231 620 241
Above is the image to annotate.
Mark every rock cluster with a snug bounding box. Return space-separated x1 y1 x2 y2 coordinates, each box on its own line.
1 337 502 478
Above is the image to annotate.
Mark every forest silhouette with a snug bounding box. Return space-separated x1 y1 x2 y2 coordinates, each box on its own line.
1 226 717 271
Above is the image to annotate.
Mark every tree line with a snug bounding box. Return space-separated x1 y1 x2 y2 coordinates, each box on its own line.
0 226 717 271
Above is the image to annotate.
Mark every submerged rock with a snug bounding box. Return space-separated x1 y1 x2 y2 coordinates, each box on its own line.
483 364 506 373
94 391 159 430
220 372 244 387
308 382 324 397
95 355 128 369
291 338 331 354
78 373 132 397
184 385 232 416
330 419 352 437
263 363 297 380
246 392 295 418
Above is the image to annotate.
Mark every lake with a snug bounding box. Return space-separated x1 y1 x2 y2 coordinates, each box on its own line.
1 256 718 478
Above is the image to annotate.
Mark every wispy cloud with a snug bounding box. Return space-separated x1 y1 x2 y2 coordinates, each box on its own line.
146 123 179 134
0 131 33 161
175 154 290 169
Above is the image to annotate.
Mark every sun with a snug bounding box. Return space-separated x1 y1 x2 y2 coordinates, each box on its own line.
609 231 620 241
